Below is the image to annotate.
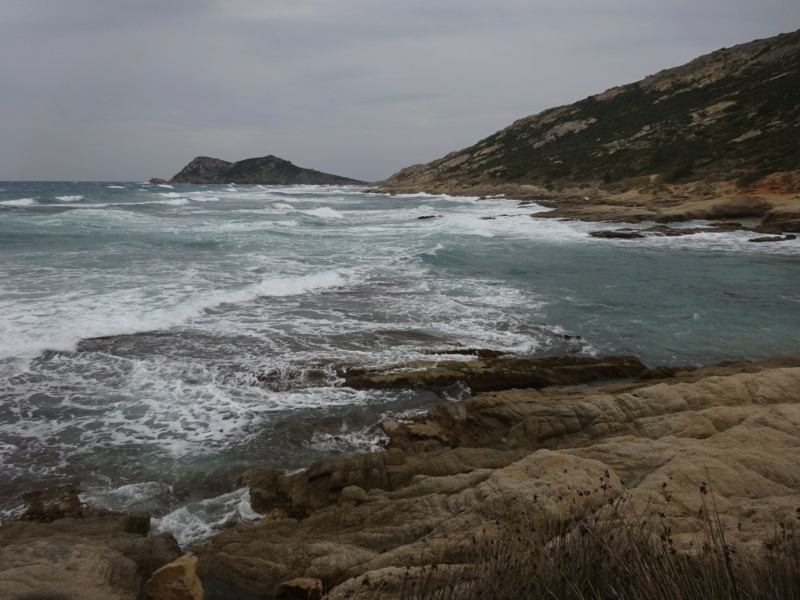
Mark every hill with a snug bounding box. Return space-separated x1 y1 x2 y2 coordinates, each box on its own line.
383 29 800 190
168 155 364 185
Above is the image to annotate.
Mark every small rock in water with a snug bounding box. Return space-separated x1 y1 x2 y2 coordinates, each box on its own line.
748 234 796 242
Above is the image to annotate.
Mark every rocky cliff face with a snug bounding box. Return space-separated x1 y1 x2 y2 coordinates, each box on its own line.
169 155 364 185
383 29 800 188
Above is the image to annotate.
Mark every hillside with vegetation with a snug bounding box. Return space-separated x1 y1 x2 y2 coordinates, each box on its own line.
383 29 800 190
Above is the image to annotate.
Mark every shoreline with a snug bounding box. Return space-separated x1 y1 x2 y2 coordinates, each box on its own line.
368 170 800 239
4 353 800 598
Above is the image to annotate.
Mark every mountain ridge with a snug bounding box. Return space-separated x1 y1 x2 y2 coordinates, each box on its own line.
381 29 800 189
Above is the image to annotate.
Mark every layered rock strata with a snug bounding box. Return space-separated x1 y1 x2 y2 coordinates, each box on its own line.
193 356 800 599
0 486 182 600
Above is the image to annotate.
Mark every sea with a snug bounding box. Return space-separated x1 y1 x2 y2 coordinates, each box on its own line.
1 181 798 547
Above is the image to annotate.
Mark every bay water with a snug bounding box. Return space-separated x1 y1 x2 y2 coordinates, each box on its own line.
1 181 798 546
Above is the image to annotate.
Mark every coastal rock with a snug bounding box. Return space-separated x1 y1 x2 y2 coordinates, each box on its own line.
144 554 204 600
276 577 324 600
708 195 773 219
169 155 364 185
197 451 623 596
748 234 797 242
196 358 800 598
0 495 182 600
589 230 645 239
759 208 800 233
340 354 647 393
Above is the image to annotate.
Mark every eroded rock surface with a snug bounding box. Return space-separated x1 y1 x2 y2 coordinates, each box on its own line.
340 354 647 393
195 356 800 598
0 487 181 600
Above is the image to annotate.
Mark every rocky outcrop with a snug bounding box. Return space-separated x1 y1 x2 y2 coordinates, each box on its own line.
169 155 364 185
144 555 204 600
0 486 182 600
194 356 800 598
340 354 647 393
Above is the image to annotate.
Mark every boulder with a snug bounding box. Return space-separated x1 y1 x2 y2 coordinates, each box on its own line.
0 491 182 600
144 555 204 600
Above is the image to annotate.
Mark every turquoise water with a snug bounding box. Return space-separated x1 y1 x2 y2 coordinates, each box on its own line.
1 181 798 545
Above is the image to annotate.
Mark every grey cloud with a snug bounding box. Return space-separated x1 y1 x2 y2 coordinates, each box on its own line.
1 0 798 181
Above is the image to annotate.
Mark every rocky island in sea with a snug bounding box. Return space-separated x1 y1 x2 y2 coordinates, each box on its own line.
1 28 799 600
163 154 364 185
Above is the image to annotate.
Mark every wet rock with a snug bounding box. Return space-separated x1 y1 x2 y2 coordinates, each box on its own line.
340 355 647 393
424 348 507 359
589 230 645 239
417 215 442 219
144 554 204 600
748 234 797 242
20 484 86 522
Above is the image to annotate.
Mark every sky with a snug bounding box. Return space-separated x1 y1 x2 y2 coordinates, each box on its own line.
1 1 798 182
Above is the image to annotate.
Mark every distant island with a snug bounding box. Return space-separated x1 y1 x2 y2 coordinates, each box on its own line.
156 154 365 185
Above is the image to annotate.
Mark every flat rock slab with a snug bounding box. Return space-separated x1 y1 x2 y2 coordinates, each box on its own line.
340 355 647 393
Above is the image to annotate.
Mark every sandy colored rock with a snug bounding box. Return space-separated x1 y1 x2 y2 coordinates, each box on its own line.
0 502 182 600
145 554 204 600
195 358 800 598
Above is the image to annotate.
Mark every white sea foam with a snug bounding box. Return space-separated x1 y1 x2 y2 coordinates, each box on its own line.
421 243 445 255
1 198 36 206
301 207 344 219
153 488 261 549
81 481 176 512
55 195 83 202
306 423 389 454
0 270 346 361
4 181 799 541
157 184 174 189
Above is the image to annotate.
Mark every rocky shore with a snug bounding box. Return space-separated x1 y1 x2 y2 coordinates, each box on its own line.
3 353 800 599
370 170 800 241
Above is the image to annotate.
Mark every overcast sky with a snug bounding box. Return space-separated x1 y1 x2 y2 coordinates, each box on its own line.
1 1 797 182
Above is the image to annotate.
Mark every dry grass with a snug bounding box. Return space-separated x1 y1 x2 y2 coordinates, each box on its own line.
358 488 800 600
